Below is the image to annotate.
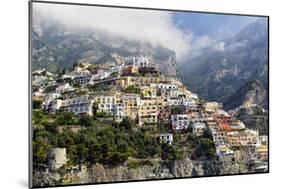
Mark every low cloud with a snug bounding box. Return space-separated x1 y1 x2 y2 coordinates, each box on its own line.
33 3 227 63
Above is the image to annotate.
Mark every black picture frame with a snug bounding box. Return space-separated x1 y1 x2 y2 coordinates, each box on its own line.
29 1 269 188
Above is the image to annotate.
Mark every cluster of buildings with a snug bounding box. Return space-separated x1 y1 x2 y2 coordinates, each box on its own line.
203 103 268 163
33 56 268 168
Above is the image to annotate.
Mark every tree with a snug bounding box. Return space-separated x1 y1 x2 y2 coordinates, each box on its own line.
44 122 58 134
76 143 89 163
56 112 75 125
33 140 49 165
33 99 43 109
192 138 216 160
119 117 133 132
88 144 103 164
92 102 99 117
161 143 177 160
79 115 93 127
108 152 129 166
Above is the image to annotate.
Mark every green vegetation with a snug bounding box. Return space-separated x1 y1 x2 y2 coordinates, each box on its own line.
95 111 112 118
92 102 99 116
79 115 93 127
87 84 110 92
56 112 76 125
161 143 183 160
191 138 216 160
123 85 141 94
33 99 43 109
32 108 217 169
33 112 162 168
127 160 153 169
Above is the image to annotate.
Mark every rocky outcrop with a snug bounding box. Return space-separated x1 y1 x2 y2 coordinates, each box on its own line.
223 79 266 110
233 104 269 135
33 158 248 187
179 19 268 104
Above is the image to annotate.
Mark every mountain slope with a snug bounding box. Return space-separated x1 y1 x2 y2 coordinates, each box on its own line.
32 14 177 76
178 19 268 106
223 79 267 110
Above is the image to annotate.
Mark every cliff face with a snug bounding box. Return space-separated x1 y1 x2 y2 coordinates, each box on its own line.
33 159 248 187
223 79 267 110
178 19 268 104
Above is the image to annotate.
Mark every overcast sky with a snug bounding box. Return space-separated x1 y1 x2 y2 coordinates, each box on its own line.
33 2 263 62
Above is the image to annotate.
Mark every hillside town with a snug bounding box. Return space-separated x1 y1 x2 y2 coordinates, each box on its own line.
32 56 268 183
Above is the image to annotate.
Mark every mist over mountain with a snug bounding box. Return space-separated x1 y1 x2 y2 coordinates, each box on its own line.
178 18 268 109
32 3 268 109
32 12 177 76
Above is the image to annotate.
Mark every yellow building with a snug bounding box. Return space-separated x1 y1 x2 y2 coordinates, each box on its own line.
257 145 268 160
138 97 166 126
227 131 241 147
130 76 169 87
114 76 179 89
140 86 158 98
203 102 222 113
122 93 141 120
114 77 131 89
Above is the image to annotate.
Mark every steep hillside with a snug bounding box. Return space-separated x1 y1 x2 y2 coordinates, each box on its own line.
32 14 177 76
178 19 268 106
223 79 267 110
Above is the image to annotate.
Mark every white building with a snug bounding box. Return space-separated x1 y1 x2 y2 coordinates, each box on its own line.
71 68 91 77
48 148 67 169
56 83 74 94
216 144 234 157
113 103 125 121
192 122 206 136
122 93 141 106
90 70 111 82
240 129 259 146
182 98 197 109
190 93 198 100
167 98 183 106
135 56 150 68
65 96 94 116
73 76 91 85
171 114 190 130
210 127 227 146
46 80 57 87
258 135 268 146
190 115 205 123
125 56 150 68
156 83 178 91
93 93 125 121
166 89 179 98
43 93 61 110
33 88 45 98
167 98 197 109
94 94 116 113
49 99 63 113
204 102 222 113
32 75 47 86
230 120 246 130
159 133 173 145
